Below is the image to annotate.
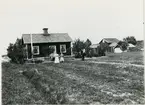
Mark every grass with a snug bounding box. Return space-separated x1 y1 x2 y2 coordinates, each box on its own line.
2 51 144 104
87 51 144 65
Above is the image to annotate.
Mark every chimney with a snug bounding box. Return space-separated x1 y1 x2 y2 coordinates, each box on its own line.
43 28 48 35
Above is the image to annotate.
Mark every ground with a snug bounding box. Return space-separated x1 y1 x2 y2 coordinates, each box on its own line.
2 51 144 104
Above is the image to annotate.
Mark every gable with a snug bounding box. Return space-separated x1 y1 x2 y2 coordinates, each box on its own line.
100 38 119 44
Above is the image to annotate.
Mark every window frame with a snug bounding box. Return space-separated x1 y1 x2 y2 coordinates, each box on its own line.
60 44 66 53
33 46 39 55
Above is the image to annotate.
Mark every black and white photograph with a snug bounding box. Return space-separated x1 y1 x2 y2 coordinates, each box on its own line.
0 0 144 104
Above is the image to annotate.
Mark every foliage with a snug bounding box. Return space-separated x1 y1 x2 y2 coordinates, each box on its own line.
74 52 82 58
66 47 71 55
72 38 85 58
98 42 109 56
85 39 92 57
72 38 85 53
7 38 25 64
123 36 137 45
72 38 93 57
118 41 128 51
2 51 144 104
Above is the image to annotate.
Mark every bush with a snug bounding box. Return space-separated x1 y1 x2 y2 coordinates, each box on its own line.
72 38 85 53
66 47 71 55
74 52 82 58
7 38 25 64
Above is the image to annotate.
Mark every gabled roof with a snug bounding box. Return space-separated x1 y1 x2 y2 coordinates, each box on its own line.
22 33 72 44
90 44 100 48
100 38 119 44
128 43 135 47
109 42 118 47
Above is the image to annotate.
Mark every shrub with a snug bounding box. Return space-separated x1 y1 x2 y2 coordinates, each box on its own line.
85 39 92 57
7 38 25 64
74 52 82 58
72 38 85 53
66 47 71 55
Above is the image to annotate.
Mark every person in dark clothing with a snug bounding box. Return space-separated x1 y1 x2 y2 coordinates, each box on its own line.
81 49 86 61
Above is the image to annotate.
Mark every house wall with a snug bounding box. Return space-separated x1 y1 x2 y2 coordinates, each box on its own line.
26 42 71 58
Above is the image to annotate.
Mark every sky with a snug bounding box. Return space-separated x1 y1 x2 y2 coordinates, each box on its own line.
0 0 144 55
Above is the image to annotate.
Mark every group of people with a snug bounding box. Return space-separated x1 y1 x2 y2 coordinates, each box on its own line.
53 53 64 63
52 48 86 63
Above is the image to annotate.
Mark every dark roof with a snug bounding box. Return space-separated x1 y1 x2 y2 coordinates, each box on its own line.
90 44 100 48
22 33 72 44
100 38 119 44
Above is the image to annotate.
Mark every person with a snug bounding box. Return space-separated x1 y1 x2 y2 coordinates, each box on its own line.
81 49 86 61
54 52 60 63
60 53 64 62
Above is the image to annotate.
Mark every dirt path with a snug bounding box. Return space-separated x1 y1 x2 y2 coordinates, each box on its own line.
71 58 144 68
88 61 144 68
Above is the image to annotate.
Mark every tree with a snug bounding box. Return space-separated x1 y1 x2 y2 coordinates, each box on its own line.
98 42 109 56
72 38 85 53
123 36 137 45
118 41 128 51
7 38 25 64
84 39 92 57
72 38 85 58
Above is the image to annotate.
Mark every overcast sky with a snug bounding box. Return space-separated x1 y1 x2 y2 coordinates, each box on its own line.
0 0 144 55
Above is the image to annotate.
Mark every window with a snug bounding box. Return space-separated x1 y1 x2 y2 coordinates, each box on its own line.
49 45 56 53
60 44 66 53
33 46 39 55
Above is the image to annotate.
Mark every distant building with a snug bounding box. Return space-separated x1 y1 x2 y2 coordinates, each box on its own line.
90 38 121 56
99 38 120 53
1 55 11 62
22 28 72 59
127 43 143 52
136 40 144 51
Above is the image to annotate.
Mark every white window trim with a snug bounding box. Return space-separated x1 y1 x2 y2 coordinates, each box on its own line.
33 46 39 55
60 44 66 53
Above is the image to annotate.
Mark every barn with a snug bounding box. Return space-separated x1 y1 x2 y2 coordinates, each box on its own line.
22 28 72 59
99 38 120 53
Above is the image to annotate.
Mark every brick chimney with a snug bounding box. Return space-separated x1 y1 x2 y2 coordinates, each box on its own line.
43 28 48 35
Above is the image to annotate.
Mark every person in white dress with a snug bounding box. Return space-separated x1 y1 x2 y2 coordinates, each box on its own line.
54 52 60 63
60 53 64 62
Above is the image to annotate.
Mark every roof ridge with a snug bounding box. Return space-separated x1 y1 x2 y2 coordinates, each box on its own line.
22 33 68 35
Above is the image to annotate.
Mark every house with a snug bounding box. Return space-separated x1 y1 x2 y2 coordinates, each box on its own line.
99 38 120 53
136 40 144 51
90 38 120 56
1 55 11 62
127 43 141 52
22 28 72 59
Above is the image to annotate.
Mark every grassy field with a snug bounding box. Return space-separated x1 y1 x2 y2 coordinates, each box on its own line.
2 51 144 104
